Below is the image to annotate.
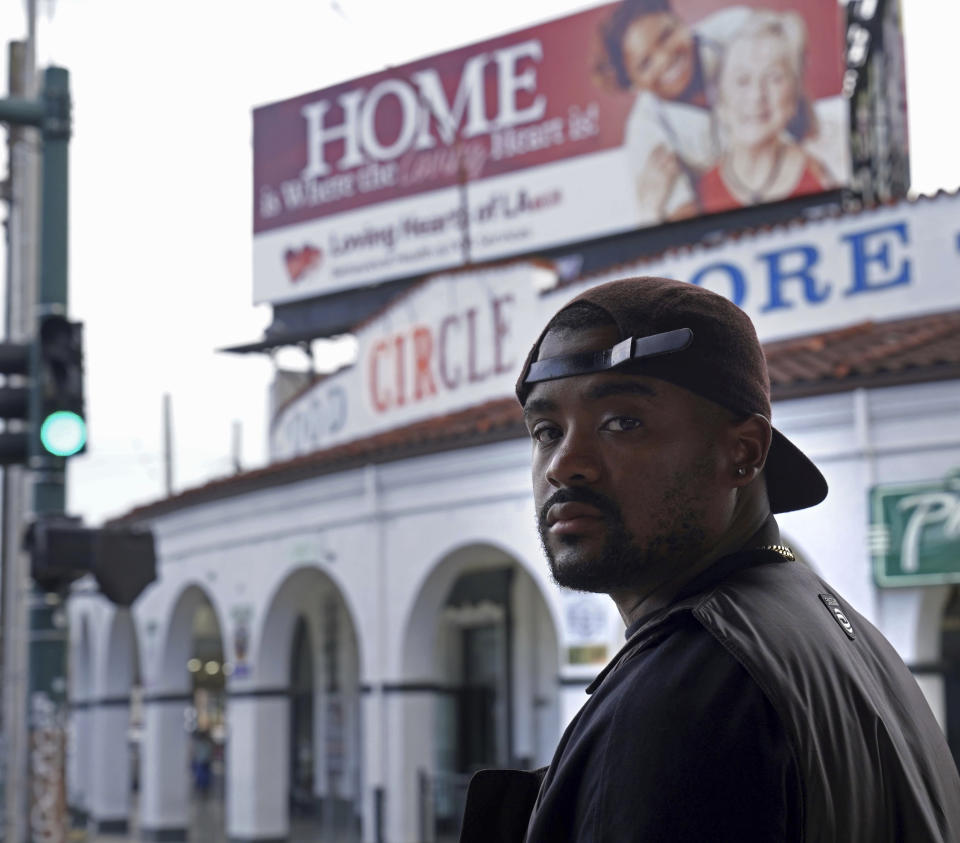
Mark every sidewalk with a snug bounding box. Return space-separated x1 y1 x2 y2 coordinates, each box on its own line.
81 797 358 843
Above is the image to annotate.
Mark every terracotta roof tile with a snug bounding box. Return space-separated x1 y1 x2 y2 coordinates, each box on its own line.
766 309 960 399
113 397 526 523
115 308 960 522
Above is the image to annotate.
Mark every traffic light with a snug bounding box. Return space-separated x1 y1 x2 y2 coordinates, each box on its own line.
36 314 86 458
0 341 32 464
26 516 157 605
0 317 86 464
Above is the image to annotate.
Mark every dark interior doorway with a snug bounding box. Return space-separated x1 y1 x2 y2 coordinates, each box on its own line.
447 568 515 774
289 616 315 815
942 587 960 772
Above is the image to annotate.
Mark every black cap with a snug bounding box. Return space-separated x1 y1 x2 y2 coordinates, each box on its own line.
516 276 827 513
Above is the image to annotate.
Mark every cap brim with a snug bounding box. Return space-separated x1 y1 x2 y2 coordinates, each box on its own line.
765 427 828 513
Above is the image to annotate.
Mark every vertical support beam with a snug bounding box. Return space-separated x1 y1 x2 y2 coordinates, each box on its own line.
162 393 173 496
503 567 515 766
2 37 40 843
139 697 191 841
225 693 290 841
65 699 92 823
89 700 133 833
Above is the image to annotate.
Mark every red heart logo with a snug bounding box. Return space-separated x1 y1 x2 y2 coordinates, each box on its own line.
284 244 323 282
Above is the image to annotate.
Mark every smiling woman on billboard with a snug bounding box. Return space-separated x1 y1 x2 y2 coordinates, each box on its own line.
595 0 848 226
700 11 834 211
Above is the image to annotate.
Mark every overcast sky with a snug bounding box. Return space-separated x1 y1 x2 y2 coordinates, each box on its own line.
1 0 958 525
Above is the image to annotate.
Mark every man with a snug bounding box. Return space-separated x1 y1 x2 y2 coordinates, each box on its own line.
459 277 960 842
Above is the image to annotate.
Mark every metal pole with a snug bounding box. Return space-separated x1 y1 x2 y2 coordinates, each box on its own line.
163 392 173 495
2 35 41 843
26 65 72 843
231 420 242 474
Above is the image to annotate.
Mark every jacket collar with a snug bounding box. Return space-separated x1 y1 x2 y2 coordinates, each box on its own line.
585 543 791 695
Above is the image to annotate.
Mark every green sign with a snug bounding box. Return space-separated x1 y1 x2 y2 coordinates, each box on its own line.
871 471 960 587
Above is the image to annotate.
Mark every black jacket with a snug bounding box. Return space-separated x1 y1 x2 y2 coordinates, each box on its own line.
460 549 960 842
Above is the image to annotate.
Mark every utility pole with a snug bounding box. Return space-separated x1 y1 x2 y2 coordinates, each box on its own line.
1 64 75 843
26 64 72 843
162 392 173 496
231 419 242 474
2 34 40 843
2 46 156 843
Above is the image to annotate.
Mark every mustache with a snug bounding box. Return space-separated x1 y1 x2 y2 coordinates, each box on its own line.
538 486 624 529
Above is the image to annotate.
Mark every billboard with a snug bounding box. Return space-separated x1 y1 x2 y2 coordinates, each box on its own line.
253 0 848 305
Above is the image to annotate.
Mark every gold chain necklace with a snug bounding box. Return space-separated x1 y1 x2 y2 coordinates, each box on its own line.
758 544 795 561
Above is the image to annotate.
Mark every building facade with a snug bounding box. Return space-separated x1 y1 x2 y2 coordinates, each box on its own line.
67 191 960 842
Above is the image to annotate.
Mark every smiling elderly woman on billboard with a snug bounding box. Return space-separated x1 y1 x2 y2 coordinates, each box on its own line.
699 11 835 212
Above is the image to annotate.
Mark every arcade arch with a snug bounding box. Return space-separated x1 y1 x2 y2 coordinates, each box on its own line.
139 584 227 839
243 566 363 841
401 543 561 839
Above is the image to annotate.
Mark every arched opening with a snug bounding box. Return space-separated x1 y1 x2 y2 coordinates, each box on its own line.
402 544 561 841
289 616 315 815
255 567 362 842
439 568 515 776
942 587 960 770
185 596 228 841
141 584 227 840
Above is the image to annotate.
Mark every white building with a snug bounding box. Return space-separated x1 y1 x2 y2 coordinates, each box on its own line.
68 191 960 842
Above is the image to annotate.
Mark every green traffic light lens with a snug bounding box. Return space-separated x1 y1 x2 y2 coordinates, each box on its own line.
40 410 87 457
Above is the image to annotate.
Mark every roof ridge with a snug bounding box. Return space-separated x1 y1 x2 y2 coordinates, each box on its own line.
848 318 960 368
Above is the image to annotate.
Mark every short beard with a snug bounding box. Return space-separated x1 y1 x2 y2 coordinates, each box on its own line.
537 476 708 594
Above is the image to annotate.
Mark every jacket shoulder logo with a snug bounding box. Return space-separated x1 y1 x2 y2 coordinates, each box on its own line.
819 593 855 640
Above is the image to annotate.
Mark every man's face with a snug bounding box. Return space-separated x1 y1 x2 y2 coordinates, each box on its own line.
621 12 696 100
524 324 734 594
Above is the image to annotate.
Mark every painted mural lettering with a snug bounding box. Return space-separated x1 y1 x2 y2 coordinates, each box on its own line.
896 488 960 573
368 293 515 414
273 385 348 459
301 40 547 179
